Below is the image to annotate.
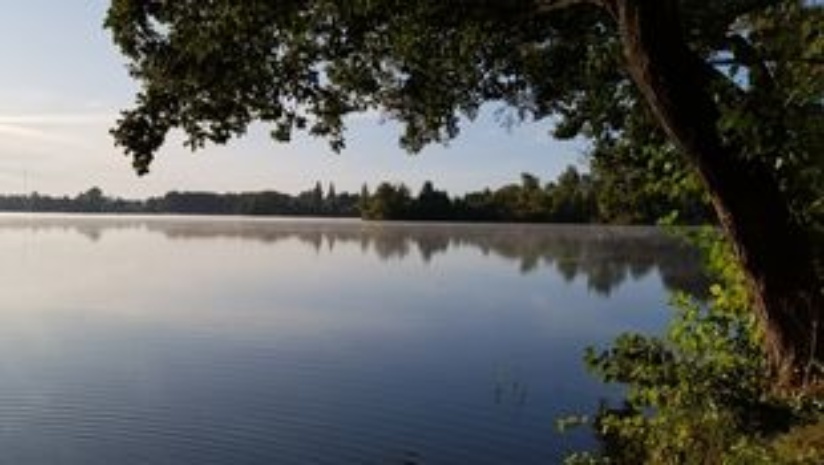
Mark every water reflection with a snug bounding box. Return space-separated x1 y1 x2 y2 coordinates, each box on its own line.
0 213 705 464
0 214 707 297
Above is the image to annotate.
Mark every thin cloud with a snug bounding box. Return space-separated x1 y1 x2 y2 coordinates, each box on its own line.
0 123 53 139
0 112 115 126
0 121 97 150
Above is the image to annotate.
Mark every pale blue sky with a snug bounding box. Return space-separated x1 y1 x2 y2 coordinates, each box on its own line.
0 0 586 198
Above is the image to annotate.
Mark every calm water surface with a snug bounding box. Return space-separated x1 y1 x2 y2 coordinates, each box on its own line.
0 214 704 464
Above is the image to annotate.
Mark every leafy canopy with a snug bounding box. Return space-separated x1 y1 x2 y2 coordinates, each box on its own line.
99 3 728 162
106 1 822 228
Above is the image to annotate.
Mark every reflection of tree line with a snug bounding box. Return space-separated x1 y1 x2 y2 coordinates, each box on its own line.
0 217 707 297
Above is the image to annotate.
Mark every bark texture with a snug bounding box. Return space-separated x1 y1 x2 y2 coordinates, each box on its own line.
610 0 824 384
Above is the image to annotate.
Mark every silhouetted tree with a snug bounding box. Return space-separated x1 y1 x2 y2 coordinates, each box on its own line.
413 181 453 220
363 183 412 220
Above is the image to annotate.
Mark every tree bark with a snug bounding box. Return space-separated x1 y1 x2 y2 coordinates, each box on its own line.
610 0 824 384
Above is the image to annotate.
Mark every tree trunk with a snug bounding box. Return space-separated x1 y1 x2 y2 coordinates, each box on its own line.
611 0 824 384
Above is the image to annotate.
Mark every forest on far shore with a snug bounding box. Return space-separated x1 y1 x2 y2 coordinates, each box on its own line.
0 165 712 225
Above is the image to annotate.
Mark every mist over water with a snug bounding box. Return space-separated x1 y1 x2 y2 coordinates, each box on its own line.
0 214 704 464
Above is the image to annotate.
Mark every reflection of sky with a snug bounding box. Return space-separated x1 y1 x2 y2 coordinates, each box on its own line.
0 215 698 463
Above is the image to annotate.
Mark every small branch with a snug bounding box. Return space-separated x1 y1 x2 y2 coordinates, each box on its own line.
724 33 781 94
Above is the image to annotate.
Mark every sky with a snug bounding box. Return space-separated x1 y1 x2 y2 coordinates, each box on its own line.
0 0 586 199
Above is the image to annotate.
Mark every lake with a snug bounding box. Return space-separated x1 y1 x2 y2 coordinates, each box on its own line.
0 214 705 464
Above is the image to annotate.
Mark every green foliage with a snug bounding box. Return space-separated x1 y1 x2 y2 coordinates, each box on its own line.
714 2 824 230
362 182 413 220
0 184 362 217
1 169 707 223
590 136 712 225
105 1 814 173
569 228 824 464
358 167 705 224
551 167 599 223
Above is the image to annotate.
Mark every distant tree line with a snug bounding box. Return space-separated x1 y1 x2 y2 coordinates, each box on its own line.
0 166 711 224
0 183 359 217
361 166 712 224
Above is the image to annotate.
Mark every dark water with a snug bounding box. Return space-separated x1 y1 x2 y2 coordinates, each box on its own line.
0 214 704 464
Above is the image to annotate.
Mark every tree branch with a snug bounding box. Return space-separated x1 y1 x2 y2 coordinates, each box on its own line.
725 33 776 92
